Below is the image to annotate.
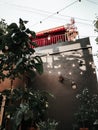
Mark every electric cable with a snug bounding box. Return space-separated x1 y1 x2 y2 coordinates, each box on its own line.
0 0 93 24
32 0 80 26
86 0 98 5
0 0 95 28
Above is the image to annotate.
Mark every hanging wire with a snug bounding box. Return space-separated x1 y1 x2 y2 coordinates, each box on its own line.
56 0 78 13
0 0 96 28
86 0 98 5
58 14 93 22
32 0 79 26
0 0 92 23
0 0 94 26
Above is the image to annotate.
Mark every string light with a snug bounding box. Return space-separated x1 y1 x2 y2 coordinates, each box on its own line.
32 0 79 26
2 0 95 29
40 21 42 24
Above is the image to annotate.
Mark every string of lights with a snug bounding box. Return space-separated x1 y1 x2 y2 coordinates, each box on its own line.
32 0 79 26
33 0 83 26
0 0 96 28
0 0 94 27
55 0 79 14
0 0 77 15
9 5 93 26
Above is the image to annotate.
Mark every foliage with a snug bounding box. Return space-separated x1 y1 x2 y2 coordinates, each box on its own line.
38 119 58 130
0 18 43 82
0 87 54 130
0 18 44 130
74 88 98 128
0 18 57 130
94 16 98 43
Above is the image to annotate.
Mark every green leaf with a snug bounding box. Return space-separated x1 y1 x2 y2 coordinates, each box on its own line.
7 23 18 34
34 56 43 64
34 63 43 74
29 41 38 47
95 37 98 43
16 58 23 68
24 110 33 121
26 29 36 38
19 18 26 30
28 47 35 53
27 70 36 81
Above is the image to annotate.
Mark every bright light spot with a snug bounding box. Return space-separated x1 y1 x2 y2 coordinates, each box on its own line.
69 72 72 75
49 71 52 74
89 62 92 65
47 65 50 68
72 64 75 67
58 71 61 75
48 36 51 40
80 72 83 75
72 85 77 89
58 64 61 67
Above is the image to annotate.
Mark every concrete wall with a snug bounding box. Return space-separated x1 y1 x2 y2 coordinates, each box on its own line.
32 37 98 130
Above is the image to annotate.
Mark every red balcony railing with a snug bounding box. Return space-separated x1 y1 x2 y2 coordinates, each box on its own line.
32 31 78 47
33 34 67 47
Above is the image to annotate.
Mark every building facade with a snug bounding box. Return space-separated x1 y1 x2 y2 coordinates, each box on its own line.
32 37 98 130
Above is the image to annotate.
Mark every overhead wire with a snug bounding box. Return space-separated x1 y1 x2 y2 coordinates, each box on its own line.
0 0 95 27
30 0 94 27
32 0 79 26
5 1 93 24
58 14 93 22
0 0 93 25
86 0 98 5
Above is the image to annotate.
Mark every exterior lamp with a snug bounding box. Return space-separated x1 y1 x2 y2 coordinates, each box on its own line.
58 74 77 89
71 81 77 89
